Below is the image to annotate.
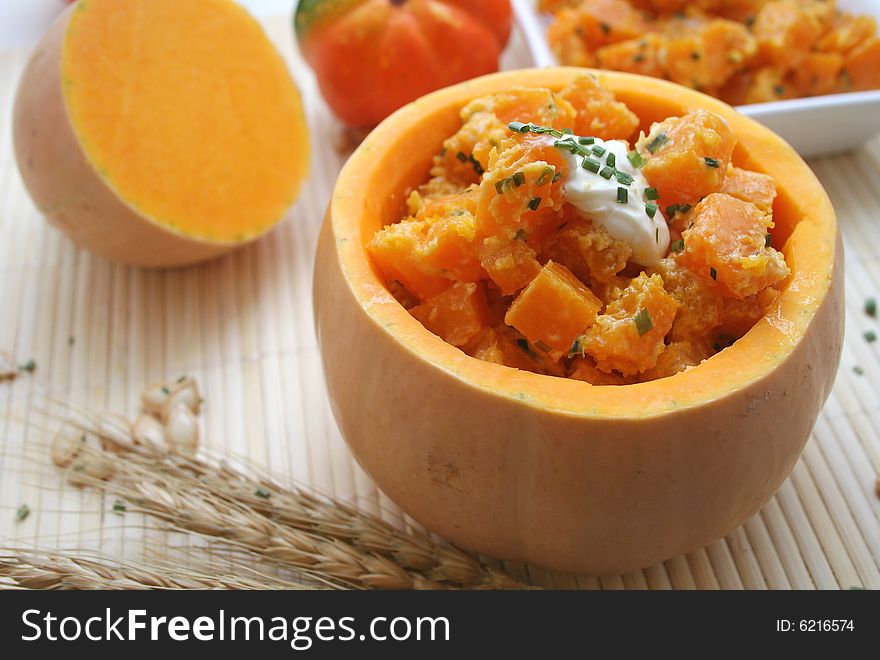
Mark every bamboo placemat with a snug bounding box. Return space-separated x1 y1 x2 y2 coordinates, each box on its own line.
1 16 878 590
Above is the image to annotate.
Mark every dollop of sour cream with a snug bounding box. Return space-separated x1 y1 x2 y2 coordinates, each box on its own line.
541 135 669 267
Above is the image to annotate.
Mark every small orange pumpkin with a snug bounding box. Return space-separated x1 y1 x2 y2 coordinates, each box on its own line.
295 0 512 127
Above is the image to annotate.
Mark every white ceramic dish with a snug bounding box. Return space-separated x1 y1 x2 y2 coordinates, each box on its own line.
512 0 880 157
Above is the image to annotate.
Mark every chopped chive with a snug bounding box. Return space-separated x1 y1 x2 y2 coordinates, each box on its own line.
578 136 595 145
606 152 616 168
645 187 659 200
112 500 126 513
528 197 541 211
671 239 685 253
552 172 562 183
666 204 680 217
19 360 36 374
853 365 864 376
591 144 607 157
599 166 615 180
568 337 585 358
704 157 720 168
645 201 658 218
656 227 660 243
161 386 171 395
536 166 554 186
176 375 187 383
865 330 877 343
634 54 645 62
599 21 611 35
633 309 654 336
679 204 692 214
615 170 634 185
534 340 553 353
508 121 530 133
513 171 526 186
646 132 668 154
456 151 468 163
469 155 484 176
774 85 785 96
514 228 527 241
765 233 772 248
16 504 30 522
583 157 601 173
691 51 701 61
710 267 718 281
561 127 574 135
516 338 532 356
255 487 271 499
864 298 876 318
627 150 646 168
617 187 628 204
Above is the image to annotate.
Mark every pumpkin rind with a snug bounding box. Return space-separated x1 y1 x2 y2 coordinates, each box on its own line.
314 68 843 575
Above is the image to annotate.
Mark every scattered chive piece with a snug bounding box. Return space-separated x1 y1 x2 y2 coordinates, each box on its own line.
508 121 530 133
495 180 505 194
599 21 611 35
514 228 527 240
853 365 864 376
552 172 562 183
527 197 541 211
765 233 772 248
578 136 595 145
591 144 607 157
691 51 701 60
112 500 126 513
627 150 646 168
568 337 584 358
704 157 720 168
535 340 553 353
646 132 668 154
582 157 601 173
561 127 574 135
671 239 685 253
161 386 171 395
666 204 680 216
68 336 75 347
634 54 645 62
177 375 187 383
645 187 659 200
606 152 616 168
617 187 628 204
536 166 554 186
19 360 36 374
516 338 532 355
16 504 30 523
255 487 271 499
633 309 654 336
599 166 615 180
865 298 877 318
513 171 526 186
710 267 718 281
865 330 877 343
645 201 658 218
615 170 634 185
774 85 785 96
679 204 692 214
456 151 468 163
469 155 484 176
656 227 659 243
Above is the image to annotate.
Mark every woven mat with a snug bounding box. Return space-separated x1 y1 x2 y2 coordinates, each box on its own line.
1 16 878 590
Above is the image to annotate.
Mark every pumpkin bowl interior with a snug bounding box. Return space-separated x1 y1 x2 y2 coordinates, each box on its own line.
314 67 843 575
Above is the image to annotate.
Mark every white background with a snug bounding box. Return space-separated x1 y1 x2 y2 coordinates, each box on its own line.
0 0 296 48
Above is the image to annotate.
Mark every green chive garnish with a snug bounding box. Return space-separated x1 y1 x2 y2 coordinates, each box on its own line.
255 487 271 499
710 267 718 281
16 504 30 522
646 132 668 154
865 330 877 343
671 239 685 253
645 187 659 200
666 204 680 216
19 360 36 374
645 201 658 218
161 386 171 395
617 187 628 204
113 500 126 513
578 136 595 145
513 171 526 186
568 337 585 358
599 166 615 180
599 21 611 35
765 233 772 248
552 172 562 183
680 204 692 214
456 151 468 163
633 309 654 336
528 197 541 211
536 166 554 186
627 150 646 168
615 170 634 185
535 340 553 353
508 121 530 133
853 365 865 376
864 298 876 318
606 152 616 168
514 228 527 240
591 144 607 157
704 157 720 168
583 157 601 173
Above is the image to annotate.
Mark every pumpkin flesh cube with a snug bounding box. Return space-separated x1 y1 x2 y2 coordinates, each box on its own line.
637 109 736 206
505 261 602 355
651 255 723 342
720 166 777 212
846 38 880 91
717 287 779 338
595 34 665 79
411 282 488 348
817 14 876 54
540 215 633 285
568 356 634 385
752 0 822 69
557 0 648 49
478 235 541 295
681 193 790 299
582 273 677 376
662 20 757 91
557 74 640 140
638 340 711 381
790 52 844 97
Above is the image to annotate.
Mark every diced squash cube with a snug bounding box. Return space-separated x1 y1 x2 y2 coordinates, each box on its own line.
720 166 777 211
568 356 635 385
467 326 565 376
558 0 648 49
680 193 790 299
547 8 597 68
505 261 602 355
638 340 711 381
752 0 822 70
663 20 757 91
637 109 736 206
845 38 880 91
557 74 640 140
596 34 665 79
582 273 677 376
478 235 542 295
789 52 844 97
817 13 875 54
540 216 632 284
410 282 488 347
651 255 722 342
716 287 779 337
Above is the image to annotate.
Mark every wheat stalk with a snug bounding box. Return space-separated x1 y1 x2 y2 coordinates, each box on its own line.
50 413 529 590
0 549 317 590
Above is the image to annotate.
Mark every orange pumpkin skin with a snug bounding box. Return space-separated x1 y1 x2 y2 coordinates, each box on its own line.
295 0 512 127
314 69 843 575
